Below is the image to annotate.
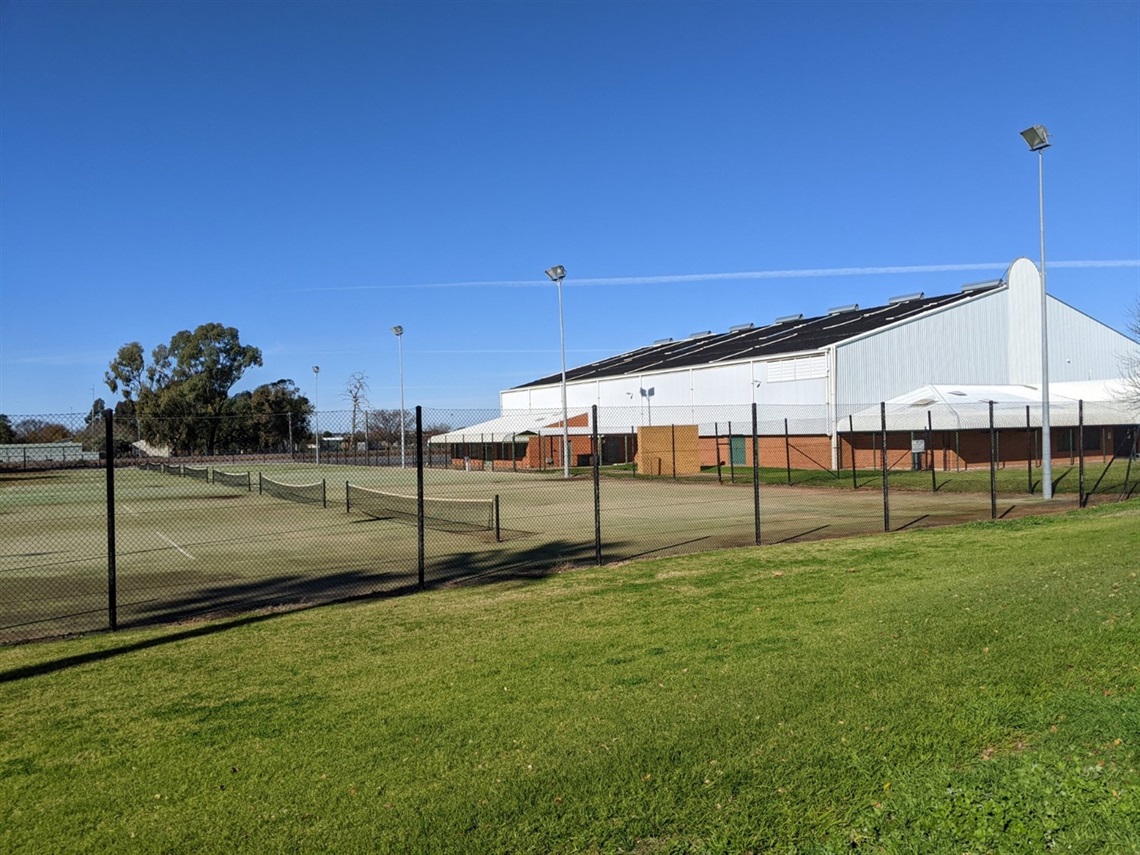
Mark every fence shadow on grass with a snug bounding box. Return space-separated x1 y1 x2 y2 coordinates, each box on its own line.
0 538 602 680
0 611 294 684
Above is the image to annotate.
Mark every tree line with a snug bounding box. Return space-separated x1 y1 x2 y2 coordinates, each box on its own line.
1 323 445 456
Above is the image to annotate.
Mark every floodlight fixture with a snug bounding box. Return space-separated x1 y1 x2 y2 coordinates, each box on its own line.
1020 125 1051 152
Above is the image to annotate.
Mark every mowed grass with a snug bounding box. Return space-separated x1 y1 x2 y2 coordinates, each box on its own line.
2 501 1138 853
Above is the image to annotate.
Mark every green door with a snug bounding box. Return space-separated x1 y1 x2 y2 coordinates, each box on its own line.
730 436 746 466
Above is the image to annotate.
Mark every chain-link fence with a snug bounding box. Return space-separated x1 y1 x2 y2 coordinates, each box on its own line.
3 402 1137 642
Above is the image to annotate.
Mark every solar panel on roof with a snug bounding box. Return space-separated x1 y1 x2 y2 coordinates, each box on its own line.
889 292 924 304
510 284 1001 389
961 279 1003 293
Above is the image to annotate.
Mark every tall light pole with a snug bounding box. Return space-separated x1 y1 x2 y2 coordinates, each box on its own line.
392 325 406 468
545 265 571 478
1021 124 1052 500
312 365 320 466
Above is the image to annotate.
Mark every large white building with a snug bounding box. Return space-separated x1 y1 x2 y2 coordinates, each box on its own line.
436 259 1139 471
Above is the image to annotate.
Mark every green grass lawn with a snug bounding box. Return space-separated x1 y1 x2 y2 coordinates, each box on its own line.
591 455 1138 499
677 458 1135 497
2 501 1138 852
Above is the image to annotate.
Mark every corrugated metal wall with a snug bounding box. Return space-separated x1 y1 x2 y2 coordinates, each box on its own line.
1046 300 1139 382
835 289 1008 411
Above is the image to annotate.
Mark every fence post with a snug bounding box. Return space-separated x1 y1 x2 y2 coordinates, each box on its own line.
784 417 792 485
715 422 722 484
1025 406 1033 494
670 423 677 480
927 410 936 492
880 402 890 532
592 405 601 565
416 406 425 589
849 414 857 489
988 401 997 519
752 403 761 545
728 420 735 484
1078 399 1085 507
103 409 117 632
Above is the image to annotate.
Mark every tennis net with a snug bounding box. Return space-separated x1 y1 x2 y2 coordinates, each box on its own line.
259 474 327 508
346 483 497 533
213 469 251 491
162 463 181 476
183 465 210 482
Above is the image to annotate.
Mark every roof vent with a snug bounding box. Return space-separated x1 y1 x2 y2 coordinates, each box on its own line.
961 279 1003 293
688 330 713 339
774 313 803 323
888 292 924 304
652 337 673 345
729 323 755 332
827 304 859 315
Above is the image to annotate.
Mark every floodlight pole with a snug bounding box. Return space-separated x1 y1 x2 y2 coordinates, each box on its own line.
312 365 320 466
392 325 406 468
546 265 571 478
1022 125 1052 500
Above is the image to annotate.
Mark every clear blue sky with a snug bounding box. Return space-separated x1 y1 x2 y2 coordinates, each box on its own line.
2 0 1137 418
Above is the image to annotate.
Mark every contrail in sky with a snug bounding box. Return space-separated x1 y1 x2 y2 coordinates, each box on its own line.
295 259 1139 292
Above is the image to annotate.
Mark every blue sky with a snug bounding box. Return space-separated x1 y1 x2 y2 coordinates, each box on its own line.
2 0 1137 418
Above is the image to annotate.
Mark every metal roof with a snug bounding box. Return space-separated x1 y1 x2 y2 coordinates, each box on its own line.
513 284 1001 389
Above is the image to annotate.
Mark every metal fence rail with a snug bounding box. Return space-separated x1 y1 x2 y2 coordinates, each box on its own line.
1 402 1136 643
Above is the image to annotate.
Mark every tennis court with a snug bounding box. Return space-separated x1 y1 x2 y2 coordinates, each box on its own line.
1 461 1078 641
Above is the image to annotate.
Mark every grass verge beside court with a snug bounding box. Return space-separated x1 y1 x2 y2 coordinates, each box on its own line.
2 501 1138 852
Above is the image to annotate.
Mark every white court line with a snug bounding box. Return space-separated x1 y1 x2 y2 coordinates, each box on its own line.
155 530 194 560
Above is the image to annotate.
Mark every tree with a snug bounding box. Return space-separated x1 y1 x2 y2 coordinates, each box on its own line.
343 373 370 448
13 419 71 443
105 342 146 439
85 398 107 428
0 414 13 444
214 380 309 453
249 380 309 452
79 398 108 453
105 324 263 455
1122 299 1140 409
366 408 412 447
104 343 145 402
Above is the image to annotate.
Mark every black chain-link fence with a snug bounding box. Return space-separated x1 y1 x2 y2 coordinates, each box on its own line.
3 402 1136 643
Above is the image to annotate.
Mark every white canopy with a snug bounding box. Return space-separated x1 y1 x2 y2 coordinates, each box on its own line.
842 380 1140 433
